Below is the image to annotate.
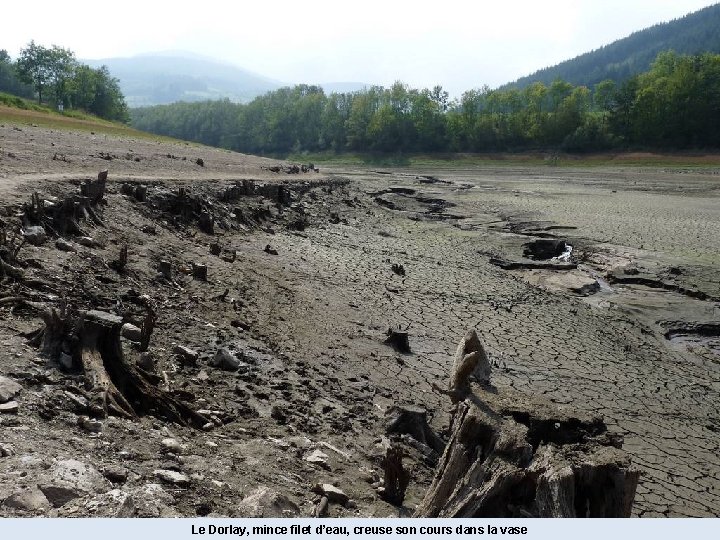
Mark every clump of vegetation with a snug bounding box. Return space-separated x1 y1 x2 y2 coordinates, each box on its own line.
1 41 129 123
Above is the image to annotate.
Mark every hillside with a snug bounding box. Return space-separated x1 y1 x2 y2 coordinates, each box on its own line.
85 53 282 107
506 2 720 89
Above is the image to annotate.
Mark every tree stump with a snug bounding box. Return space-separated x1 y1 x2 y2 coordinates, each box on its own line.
380 446 410 506
415 386 639 518
36 309 210 428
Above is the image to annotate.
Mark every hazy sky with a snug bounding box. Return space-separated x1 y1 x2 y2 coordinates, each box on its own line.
3 0 717 94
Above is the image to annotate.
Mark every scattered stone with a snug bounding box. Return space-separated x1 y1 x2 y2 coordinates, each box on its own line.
264 244 278 255
22 225 46 246
196 158 204 167
313 496 329 517
121 323 142 342
210 243 221 256
76 236 97 248
2 487 51 511
161 438 185 454
236 486 300 518
77 416 103 433
0 401 19 413
304 449 330 467
154 469 190 487
173 345 199 366
0 443 14 457
391 263 405 276
103 466 128 483
311 483 349 506
40 459 111 507
0 376 22 403
210 348 243 371
55 238 76 252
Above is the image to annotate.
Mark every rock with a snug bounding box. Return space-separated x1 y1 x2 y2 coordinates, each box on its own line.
121 323 142 342
55 238 76 252
0 443 14 457
210 348 244 371
22 225 46 246
0 401 19 413
114 494 136 517
137 352 155 372
159 260 172 279
173 345 199 365
103 466 128 483
154 469 190 486
304 449 330 467
40 459 111 507
77 416 103 433
196 158 204 167
0 376 22 403
311 483 349 506
161 438 185 454
76 236 97 248
2 487 51 511
236 486 300 518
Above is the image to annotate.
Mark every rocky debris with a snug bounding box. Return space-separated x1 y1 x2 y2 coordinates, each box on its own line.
0 401 19 413
173 345 199 366
0 443 14 457
158 260 172 279
0 376 22 403
2 487 51 511
21 225 47 246
137 351 155 371
264 244 278 255
39 459 111 508
77 416 103 433
195 158 204 167
102 466 129 484
304 449 330 468
54 238 76 252
154 469 190 487
236 486 300 518
210 348 244 371
76 236 98 248
385 405 445 454
311 483 349 506
161 438 185 454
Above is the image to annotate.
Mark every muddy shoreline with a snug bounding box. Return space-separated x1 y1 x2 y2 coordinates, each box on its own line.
1 124 718 517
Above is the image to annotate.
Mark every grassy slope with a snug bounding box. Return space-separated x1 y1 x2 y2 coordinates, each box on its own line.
0 93 177 141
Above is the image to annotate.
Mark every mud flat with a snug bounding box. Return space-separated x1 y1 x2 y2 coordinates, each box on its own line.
0 124 718 517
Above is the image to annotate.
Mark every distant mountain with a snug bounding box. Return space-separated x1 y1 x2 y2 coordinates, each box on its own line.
505 3 720 90
85 53 283 107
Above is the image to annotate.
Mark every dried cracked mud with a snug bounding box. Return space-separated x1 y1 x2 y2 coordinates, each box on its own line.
0 123 719 518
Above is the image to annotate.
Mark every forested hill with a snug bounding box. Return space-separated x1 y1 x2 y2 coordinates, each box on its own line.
506 3 720 89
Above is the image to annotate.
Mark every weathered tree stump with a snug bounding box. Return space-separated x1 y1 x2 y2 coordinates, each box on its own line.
416 331 639 517
385 405 445 454
35 309 210 428
380 446 410 506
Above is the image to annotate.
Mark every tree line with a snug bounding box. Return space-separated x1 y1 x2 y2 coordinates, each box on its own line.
0 41 129 122
130 51 720 155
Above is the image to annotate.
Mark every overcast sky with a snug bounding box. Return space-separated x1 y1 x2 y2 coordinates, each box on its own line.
3 0 717 94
